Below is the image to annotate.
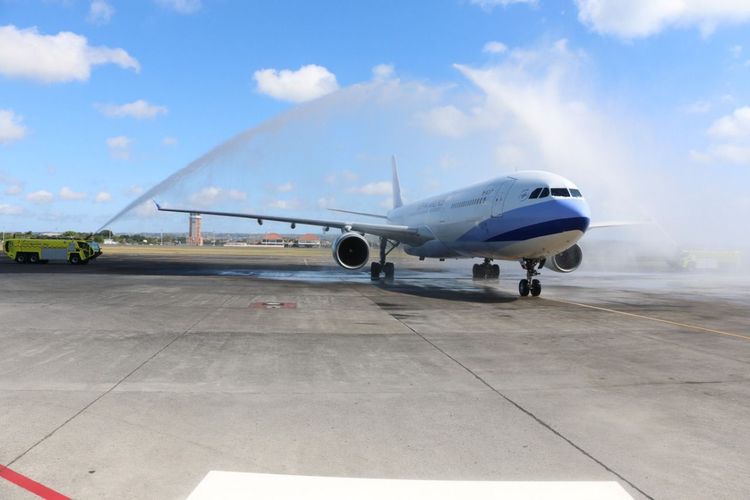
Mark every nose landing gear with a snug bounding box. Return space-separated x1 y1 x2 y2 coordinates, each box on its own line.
472 258 500 280
519 258 543 297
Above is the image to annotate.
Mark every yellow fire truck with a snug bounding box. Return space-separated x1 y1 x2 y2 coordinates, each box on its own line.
2 238 99 264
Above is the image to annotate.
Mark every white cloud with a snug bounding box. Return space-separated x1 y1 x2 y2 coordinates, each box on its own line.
0 25 140 83
228 189 246 200
682 100 711 114
0 110 28 145
96 99 167 119
134 200 158 217
4 184 22 195
0 203 23 215
162 136 178 146
155 0 202 14
189 186 223 206
106 135 132 159
26 190 54 204
495 143 526 167
425 39 645 223
693 144 750 165
253 64 339 103
276 182 294 193
348 181 392 196
372 64 395 81
575 0 750 38
470 0 537 9
708 106 750 139
483 41 508 54
184 186 245 204
691 107 750 165
342 170 358 182
710 144 750 164
418 105 475 138
126 185 144 196
268 199 301 210
317 196 335 208
60 186 86 200
88 1 115 25
95 191 112 202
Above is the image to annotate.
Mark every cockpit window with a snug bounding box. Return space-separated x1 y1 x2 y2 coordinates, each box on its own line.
551 188 570 197
569 188 582 198
529 188 542 199
539 187 549 198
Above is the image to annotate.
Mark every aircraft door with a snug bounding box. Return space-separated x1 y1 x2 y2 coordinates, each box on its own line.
491 180 515 217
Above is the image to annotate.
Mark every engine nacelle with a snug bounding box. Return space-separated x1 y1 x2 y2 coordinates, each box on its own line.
544 244 583 273
332 232 370 270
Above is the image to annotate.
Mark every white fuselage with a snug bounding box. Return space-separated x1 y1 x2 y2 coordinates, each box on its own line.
387 171 591 260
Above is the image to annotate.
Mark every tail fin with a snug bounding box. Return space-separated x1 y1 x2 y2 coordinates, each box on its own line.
391 155 403 209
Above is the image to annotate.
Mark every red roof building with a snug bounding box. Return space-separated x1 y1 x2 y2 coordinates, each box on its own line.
260 233 285 246
297 233 321 248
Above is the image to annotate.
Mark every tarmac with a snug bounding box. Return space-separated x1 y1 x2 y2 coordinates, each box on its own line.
0 248 748 499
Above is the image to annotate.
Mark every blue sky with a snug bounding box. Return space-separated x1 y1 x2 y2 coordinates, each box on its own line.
1 0 749 243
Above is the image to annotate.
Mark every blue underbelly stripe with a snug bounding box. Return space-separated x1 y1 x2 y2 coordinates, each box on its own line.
485 217 590 242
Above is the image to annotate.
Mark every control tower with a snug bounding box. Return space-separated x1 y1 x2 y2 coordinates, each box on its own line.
187 213 203 246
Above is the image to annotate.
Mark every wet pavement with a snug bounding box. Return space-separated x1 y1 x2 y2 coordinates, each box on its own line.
0 251 748 499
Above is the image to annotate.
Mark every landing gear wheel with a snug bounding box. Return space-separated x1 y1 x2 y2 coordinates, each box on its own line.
491 264 500 279
519 258 543 297
473 260 499 280
370 262 382 280
15 253 26 264
472 264 481 280
531 279 542 297
383 262 395 280
69 254 80 265
29 253 39 264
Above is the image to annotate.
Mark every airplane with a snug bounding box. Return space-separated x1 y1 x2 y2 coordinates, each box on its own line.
155 157 607 297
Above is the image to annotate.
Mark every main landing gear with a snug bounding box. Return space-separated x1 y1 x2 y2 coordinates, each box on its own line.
371 237 399 281
472 258 500 280
519 258 543 297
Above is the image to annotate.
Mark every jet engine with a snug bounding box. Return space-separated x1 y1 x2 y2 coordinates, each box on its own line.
544 244 583 273
332 232 370 270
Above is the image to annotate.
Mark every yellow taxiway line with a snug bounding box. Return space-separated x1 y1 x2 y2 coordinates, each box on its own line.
546 298 750 342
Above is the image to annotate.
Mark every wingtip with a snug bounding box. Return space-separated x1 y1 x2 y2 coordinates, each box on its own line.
152 199 161 210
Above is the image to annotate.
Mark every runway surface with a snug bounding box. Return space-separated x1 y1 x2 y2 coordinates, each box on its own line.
1 249 748 499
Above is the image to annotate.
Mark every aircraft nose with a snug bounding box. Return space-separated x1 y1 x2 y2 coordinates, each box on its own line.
554 197 590 232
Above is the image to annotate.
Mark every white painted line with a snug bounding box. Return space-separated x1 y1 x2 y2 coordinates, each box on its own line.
186 471 633 500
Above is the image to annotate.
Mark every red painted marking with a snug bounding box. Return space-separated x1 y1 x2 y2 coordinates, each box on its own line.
0 465 70 500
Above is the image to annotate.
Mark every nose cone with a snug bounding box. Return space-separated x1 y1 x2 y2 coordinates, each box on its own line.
554 198 590 233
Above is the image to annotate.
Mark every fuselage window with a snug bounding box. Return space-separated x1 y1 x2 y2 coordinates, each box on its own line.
569 188 582 197
529 188 542 199
551 188 570 197
539 188 550 198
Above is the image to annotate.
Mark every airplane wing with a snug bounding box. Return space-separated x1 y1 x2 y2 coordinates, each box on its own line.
154 203 433 246
327 208 388 219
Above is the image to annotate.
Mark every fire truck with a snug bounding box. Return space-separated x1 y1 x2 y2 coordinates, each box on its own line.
2 238 100 264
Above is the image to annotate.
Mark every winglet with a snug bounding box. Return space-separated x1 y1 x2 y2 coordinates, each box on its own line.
391 155 403 209
153 200 161 210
